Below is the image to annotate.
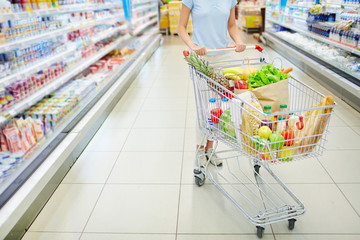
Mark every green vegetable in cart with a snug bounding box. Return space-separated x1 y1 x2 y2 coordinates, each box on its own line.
219 108 236 141
269 131 284 150
251 135 267 150
247 64 290 89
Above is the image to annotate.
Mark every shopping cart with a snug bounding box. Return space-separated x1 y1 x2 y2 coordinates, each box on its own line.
186 45 336 238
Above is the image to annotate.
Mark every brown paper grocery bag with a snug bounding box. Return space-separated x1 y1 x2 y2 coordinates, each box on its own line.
235 79 289 112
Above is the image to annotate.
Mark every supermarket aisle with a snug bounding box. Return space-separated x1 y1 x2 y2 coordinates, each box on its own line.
22 35 360 240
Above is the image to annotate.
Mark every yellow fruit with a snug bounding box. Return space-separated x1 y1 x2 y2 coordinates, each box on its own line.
258 126 272 139
222 67 244 76
278 146 294 161
224 73 241 81
243 67 257 80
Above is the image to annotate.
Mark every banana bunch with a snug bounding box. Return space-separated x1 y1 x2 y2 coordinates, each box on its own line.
222 67 244 82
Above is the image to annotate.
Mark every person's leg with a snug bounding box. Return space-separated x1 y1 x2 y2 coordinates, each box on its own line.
195 123 207 165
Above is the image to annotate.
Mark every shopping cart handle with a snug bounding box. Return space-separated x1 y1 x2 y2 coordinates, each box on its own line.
183 45 264 56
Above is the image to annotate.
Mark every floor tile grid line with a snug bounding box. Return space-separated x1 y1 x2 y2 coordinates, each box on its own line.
351 126 360 137
78 151 122 240
333 112 356 128
78 73 153 239
175 75 191 240
327 125 360 143
315 156 360 218
22 156 94 238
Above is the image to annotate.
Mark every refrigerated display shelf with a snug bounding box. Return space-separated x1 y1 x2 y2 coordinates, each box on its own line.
132 12 157 25
287 4 312 8
133 0 156 6
267 29 360 82
133 18 157 35
133 2 157 12
0 45 76 88
0 31 160 221
267 17 360 56
326 3 360 9
263 31 360 110
91 25 128 43
0 21 126 88
284 14 307 20
0 34 132 125
0 13 125 53
0 3 124 21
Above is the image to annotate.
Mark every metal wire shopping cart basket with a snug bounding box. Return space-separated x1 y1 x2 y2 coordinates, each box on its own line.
186 45 337 238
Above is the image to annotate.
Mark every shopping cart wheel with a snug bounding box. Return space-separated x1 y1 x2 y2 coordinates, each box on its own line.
195 175 205 187
288 218 296 230
256 226 264 238
254 165 261 174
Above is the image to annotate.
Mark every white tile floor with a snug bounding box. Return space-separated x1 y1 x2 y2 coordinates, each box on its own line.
22 35 360 240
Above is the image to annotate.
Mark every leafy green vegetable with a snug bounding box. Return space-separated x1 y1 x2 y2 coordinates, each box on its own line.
246 64 290 89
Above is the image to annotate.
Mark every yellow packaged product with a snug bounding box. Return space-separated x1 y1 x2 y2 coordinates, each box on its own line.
237 91 264 155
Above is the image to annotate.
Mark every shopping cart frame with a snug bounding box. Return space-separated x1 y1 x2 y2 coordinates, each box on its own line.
187 46 336 238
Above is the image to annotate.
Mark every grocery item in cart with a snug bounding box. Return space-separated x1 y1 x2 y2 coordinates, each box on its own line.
294 95 334 155
236 78 289 113
238 92 264 154
219 108 236 141
184 52 230 90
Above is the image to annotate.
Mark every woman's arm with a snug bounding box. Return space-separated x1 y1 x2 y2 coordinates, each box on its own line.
177 4 207 55
228 7 246 52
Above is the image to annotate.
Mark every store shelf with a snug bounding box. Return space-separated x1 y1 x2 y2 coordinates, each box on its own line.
287 4 312 8
326 3 360 9
284 14 307 20
0 13 124 53
0 34 132 124
267 29 360 82
267 18 360 56
91 25 128 43
0 15 126 89
263 31 360 111
133 0 156 6
132 11 157 25
0 3 123 21
0 45 76 88
0 33 161 240
133 18 157 35
133 2 157 12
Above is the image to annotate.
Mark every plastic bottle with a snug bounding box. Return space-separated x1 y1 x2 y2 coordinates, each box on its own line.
264 105 275 130
221 98 229 112
228 80 234 93
277 116 287 132
207 98 216 128
288 113 299 129
278 104 290 120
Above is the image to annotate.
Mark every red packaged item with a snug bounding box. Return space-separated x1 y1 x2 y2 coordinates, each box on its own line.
3 127 23 153
25 118 37 144
0 132 9 152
